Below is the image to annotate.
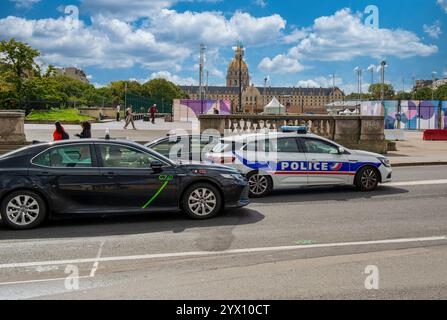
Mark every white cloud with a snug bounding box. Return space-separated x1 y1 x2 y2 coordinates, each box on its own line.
0 15 190 69
297 76 342 88
282 27 308 44
9 0 40 8
423 21 442 38
258 54 305 74
253 0 267 8
261 8 437 74
438 0 447 13
148 10 286 47
147 71 197 85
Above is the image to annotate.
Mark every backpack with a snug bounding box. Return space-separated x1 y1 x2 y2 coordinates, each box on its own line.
62 131 70 140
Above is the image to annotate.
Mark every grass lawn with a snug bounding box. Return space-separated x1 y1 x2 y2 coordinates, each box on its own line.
26 109 94 123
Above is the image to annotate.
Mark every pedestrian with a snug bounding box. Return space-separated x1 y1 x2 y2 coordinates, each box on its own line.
116 104 121 122
53 121 69 141
150 104 157 124
75 121 92 139
124 106 137 130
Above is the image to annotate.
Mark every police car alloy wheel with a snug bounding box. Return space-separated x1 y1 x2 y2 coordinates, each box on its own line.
247 172 272 198
0 191 47 230
182 183 222 219
355 167 379 191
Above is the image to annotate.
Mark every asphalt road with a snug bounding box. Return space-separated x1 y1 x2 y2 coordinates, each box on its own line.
1 165 447 300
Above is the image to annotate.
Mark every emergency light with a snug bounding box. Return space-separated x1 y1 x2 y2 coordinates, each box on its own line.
280 126 308 134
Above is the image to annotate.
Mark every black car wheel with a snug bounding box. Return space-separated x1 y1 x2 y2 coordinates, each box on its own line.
182 183 222 219
247 172 272 198
0 191 47 230
355 167 379 191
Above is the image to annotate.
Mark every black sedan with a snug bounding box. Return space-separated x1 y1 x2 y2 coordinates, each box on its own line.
0 139 249 230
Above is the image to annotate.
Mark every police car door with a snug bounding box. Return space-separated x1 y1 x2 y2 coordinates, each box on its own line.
270 137 308 187
300 137 349 185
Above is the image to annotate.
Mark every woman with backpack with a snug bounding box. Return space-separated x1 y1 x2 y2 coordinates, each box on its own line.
75 121 92 139
53 121 70 141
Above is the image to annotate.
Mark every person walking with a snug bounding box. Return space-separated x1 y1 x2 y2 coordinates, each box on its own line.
124 106 137 130
116 104 121 122
75 121 92 139
150 104 157 124
53 121 69 141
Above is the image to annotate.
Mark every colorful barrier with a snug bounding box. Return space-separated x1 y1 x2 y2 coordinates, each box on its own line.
442 101 447 129
173 99 231 122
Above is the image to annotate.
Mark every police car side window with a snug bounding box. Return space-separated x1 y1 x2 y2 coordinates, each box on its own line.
302 138 339 154
275 138 300 153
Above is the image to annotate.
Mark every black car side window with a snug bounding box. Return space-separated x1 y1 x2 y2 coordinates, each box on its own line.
100 144 160 168
33 145 93 168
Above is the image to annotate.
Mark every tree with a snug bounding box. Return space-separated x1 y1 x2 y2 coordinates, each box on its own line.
141 78 187 103
434 84 447 101
368 83 395 100
394 91 412 100
412 87 433 100
0 39 40 106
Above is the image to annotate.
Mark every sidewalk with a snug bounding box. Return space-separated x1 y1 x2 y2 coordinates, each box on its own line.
387 131 447 166
25 119 197 143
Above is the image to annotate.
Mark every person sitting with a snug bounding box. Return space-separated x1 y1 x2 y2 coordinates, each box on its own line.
53 121 69 141
75 121 92 139
50 153 64 167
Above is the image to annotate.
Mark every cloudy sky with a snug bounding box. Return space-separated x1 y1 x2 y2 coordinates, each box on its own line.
0 0 446 93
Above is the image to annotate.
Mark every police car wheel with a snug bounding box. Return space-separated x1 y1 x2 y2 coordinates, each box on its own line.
182 183 222 219
355 167 379 191
0 190 47 230
247 172 272 198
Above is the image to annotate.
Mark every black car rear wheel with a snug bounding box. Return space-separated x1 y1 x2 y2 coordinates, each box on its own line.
182 183 222 219
1 191 47 230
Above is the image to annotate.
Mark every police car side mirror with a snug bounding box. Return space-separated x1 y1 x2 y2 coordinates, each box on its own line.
338 147 345 154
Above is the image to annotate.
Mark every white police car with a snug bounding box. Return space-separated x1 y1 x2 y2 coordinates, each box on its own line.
206 126 392 198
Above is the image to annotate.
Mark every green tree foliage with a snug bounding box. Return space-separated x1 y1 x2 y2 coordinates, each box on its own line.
412 87 433 100
0 38 40 106
368 83 395 100
141 78 188 103
434 84 447 101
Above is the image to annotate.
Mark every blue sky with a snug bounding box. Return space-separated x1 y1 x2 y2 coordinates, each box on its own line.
1 0 446 93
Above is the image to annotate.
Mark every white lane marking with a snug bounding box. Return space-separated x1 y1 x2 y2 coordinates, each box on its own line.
0 276 91 286
386 179 447 187
0 235 445 270
89 240 105 277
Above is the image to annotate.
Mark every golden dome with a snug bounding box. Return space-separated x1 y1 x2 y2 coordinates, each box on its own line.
228 58 248 71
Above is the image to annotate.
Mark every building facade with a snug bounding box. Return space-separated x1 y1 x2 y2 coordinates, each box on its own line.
180 46 344 114
55 67 89 83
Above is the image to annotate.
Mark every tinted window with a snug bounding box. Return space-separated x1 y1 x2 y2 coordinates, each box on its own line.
99 144 160 168
151 140 181 156
33 145 93 168
271 138 300 153
302 138 339 154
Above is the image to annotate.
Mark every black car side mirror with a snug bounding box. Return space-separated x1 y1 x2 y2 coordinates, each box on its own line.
151 160 163 173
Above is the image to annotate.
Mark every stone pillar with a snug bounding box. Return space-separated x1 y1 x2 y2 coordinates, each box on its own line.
359 116 387 154
0 110 27 154
198 115 227 134
333 116 360 149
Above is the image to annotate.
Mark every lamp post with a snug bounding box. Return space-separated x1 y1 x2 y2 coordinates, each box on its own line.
432 71 437 101
329 73 336 103
380 61 386 102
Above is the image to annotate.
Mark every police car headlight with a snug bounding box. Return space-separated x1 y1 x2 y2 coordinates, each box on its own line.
220 173 243 180
378 157 391 168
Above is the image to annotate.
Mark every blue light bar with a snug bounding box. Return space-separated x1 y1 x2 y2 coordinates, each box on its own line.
281 126 308 134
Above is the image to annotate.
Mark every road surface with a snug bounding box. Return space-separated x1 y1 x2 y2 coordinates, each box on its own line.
1 165 447 300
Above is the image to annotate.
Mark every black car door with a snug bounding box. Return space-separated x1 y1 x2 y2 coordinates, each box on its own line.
95 142 180 212
29 143 104 214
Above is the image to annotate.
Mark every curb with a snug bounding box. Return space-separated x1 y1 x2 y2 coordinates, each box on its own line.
391 162 447 168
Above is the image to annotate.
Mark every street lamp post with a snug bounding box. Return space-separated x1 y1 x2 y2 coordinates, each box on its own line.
380 61 386 102
432 71 437 101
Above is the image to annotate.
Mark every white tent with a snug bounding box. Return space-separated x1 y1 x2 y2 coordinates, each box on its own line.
263 97 286 115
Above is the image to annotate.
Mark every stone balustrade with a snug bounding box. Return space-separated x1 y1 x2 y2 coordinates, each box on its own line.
198 114 386 154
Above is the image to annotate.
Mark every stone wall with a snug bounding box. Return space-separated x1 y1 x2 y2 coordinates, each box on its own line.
198 114 387 154
79 107 117 119
0 110 28 154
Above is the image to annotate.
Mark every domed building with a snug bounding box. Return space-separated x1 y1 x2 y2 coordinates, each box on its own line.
226 45 250 88
180 45 344 114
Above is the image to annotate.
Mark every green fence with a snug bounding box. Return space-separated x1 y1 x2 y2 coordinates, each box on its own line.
125 93 172 114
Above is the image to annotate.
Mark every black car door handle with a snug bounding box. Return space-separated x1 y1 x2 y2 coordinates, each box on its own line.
103 172 117 178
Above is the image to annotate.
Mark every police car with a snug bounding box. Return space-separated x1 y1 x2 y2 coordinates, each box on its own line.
205 126 392 198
